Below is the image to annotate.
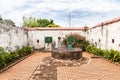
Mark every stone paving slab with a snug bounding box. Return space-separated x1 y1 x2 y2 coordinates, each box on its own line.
57 52 120 80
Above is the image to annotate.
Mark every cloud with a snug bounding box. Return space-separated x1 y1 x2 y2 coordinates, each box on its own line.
0 0 120 27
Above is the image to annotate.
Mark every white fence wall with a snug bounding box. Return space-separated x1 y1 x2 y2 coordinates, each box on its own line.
0 24 27 51
27 28 85 50
87 19 120 51
24 17 120 51
1 16 120 51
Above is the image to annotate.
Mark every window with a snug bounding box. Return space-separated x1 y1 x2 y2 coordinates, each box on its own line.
37 40 39 43
90 30 92 32
92 39 93 41
58 37 61 40
99 39 101 43
95 42 97 46
112 39 114 43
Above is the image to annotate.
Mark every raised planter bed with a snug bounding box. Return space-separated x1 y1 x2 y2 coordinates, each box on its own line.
0 51 34 73
88 52 120 66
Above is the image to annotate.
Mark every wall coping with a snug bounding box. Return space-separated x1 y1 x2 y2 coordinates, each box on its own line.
90 16 120 29
24 27 85 31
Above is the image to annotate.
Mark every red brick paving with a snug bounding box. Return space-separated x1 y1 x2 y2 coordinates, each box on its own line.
0 51 50 80
57 52 120 80
0 52 120 80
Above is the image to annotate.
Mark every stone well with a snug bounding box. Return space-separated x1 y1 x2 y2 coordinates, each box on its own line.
52 48 82 60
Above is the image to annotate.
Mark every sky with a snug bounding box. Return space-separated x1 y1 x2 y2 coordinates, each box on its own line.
0 0 120 27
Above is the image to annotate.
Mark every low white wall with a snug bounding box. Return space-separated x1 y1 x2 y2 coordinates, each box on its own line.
0 23 27 51
27 29 85 50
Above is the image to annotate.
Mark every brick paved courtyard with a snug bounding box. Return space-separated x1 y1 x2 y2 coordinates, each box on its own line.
0 51 50 80
0 52 120 80
57 52 120 80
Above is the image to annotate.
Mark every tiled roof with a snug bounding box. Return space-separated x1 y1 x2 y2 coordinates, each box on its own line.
90 16 120 29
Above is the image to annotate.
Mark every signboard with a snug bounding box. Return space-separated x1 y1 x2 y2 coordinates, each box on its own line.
67 36 75 43
45 37 52 43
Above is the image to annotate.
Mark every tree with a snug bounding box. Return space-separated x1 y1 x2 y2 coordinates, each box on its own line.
37 18 50 27
4 19 16 27
47 24 60 27
22 16 29 27
0 15 4 23
83 25 89 32
0 15 16 26
22 16 60 28
22 16 39 27
49 19 53 24
28 17 38 27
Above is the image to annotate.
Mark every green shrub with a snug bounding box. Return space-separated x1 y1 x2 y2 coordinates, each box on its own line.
9 51 19 60
0 46 33 69
85 45 120 63
62 33 89 51
23 46 32 54
18 49 24 57
0 47 10 68
86 44 95 53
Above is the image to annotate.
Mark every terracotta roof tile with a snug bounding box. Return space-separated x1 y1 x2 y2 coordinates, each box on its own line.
90 16 120 29
24 27 85 31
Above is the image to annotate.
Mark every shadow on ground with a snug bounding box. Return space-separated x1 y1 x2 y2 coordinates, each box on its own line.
30 56 89 80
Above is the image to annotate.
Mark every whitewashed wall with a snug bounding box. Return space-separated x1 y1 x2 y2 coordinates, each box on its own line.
87 21 120 51
107 22 120 50
27 29 84 50
0 23 27 51
1 17 120 51
27 19 120 51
